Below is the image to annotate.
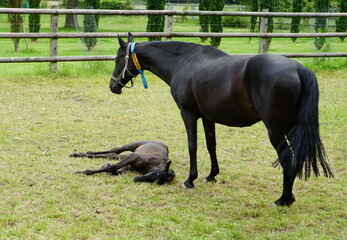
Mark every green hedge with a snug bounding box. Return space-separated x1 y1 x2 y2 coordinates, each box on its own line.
0 0 8 7
100 0 132 10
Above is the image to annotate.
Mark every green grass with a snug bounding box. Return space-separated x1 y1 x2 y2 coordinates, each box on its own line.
0 64 346 239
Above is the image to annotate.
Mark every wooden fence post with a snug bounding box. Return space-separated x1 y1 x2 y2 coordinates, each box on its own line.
165 5 173 40
50 10 58 72
259 9 268 54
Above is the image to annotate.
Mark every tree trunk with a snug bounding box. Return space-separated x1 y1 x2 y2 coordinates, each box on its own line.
65 0 79 28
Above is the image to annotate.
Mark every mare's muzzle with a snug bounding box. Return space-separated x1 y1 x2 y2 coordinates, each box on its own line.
110 77 123 94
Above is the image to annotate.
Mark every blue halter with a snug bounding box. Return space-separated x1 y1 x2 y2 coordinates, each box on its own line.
130 43 148 89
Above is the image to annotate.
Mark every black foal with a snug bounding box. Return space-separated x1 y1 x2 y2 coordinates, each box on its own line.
70 141 175 185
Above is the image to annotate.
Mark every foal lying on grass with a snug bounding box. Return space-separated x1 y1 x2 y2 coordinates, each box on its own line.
70 141 175 185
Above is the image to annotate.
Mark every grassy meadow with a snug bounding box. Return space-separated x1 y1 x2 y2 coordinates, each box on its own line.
0 11 347 240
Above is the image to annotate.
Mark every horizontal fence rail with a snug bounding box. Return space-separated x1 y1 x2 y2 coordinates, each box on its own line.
1 32 347 39
1 8 347 17
1 53 346 64
0 8 346 69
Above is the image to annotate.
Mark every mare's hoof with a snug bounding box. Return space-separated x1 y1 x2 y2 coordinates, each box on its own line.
203 177 217 183
274 195 295 206
182 181 194 189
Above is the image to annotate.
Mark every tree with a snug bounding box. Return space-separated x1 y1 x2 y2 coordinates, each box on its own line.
65 0 79 28
314 0 330 32
146 0 165 41
291 0 304 42
82 14 97 51
199 0 211 42
198 0 224 47
210 0 225 47
28 0 41 41
8 0 23 52
0 0 8 7
250 0 259 33
82 0 99 51
314 0 330 50
85 0 100 27
336 0 347 41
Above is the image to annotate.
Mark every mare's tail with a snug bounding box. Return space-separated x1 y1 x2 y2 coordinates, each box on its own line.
275 65 334 179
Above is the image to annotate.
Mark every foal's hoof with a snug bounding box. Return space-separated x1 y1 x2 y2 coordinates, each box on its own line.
101 163 111 169
274 195 296 206
74 170 93 175
69 152 86 158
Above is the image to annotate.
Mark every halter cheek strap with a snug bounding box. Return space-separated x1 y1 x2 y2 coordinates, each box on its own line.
130 43 148 89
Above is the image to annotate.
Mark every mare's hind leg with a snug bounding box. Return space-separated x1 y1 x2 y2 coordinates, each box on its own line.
267 126 296 206
202 118 219 182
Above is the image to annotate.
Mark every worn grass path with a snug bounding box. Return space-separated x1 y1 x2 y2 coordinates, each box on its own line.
0 66 346 239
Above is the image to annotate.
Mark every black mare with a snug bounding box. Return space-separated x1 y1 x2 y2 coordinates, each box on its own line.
109 33 333 206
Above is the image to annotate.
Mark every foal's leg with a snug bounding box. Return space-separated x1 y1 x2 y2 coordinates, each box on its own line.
75 154 139 175
70 141 152 159
181 111 198 188
202 118 219 182
70 150 128 160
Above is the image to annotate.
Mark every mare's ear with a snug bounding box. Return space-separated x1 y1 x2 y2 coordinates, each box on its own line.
164 160 172 172
118 35 127 49
128 32 134 42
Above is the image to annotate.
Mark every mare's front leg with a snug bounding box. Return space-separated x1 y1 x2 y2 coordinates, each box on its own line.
202 118 219 182
181 110 198 188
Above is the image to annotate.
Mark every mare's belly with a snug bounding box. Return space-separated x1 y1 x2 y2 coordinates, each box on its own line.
198 97 261 127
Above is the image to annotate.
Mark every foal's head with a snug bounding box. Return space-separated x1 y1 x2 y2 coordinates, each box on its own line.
133 161 176 185
110 33 137 94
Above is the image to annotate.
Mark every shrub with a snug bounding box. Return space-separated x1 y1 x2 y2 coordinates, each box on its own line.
82 12 97 51
223 16 250 28
100 0 132 10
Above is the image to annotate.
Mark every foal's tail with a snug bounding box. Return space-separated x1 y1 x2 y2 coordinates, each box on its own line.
276 65 334 179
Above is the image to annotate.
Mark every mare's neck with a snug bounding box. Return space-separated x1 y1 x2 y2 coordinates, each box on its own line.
134 41 197 86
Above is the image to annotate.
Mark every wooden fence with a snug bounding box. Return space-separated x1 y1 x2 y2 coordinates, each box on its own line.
0 8 346 72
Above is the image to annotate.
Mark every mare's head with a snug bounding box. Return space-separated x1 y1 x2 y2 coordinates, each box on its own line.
110 33 137 94
133 161 176 185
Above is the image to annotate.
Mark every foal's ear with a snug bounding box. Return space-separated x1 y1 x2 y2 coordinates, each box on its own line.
118 35 127 49
128 32 134 43
164 160 172 172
